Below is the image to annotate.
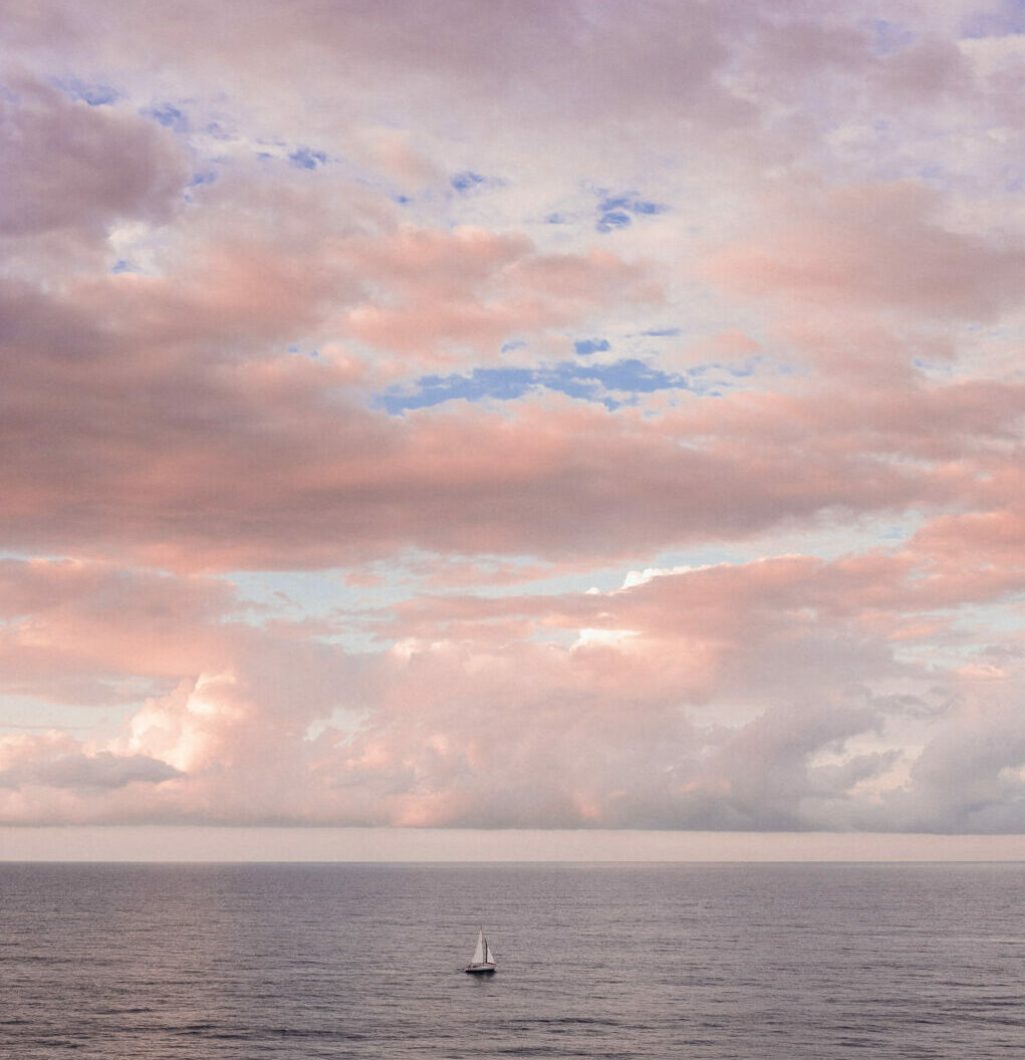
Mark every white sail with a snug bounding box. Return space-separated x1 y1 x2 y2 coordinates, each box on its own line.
471 928 486 965
483 937 493 964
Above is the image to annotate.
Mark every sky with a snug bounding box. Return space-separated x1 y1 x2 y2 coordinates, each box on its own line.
2 0 1025 861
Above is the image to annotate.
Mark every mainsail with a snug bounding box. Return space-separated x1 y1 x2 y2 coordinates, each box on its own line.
471 928 486 966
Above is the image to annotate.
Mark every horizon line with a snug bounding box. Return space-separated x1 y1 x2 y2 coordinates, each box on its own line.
4 827 1025 863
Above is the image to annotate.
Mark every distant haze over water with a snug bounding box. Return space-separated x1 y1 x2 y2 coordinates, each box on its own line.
6 826 1025 862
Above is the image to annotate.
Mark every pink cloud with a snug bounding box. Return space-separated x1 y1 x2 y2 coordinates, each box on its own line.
0 559 233 703
706 181 1025 320
0 541 1021 830
0 1 747 133
10 171 1014 574
0 328 1010 570
345 233 659 360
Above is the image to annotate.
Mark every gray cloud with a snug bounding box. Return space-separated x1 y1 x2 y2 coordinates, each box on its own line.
0 73 188 237
0 751 182 791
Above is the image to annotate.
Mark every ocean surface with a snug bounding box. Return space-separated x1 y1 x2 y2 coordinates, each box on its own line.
2 861 1024 1059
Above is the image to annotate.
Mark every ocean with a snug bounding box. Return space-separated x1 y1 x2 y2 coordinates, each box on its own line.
2 861 1023 1058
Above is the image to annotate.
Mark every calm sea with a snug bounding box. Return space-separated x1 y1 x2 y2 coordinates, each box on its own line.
2 862 1024 1058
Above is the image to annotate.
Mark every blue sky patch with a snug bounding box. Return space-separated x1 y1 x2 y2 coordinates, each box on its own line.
595 191 668 233
205 120 233 141
289 146 327 170
59 79 119 106
146 103 188 132
574 338 611 356
962 0 1025 37
626 200 664 215
451 170 487 193
870 19 916 54
597 210 632 233
377 358 703 413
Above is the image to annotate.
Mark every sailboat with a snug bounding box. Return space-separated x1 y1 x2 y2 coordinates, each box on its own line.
464 925 497 974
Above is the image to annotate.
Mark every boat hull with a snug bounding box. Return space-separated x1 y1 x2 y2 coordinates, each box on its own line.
464 964 496 975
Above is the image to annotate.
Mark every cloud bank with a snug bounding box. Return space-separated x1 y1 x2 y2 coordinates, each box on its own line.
1 1 1025 835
